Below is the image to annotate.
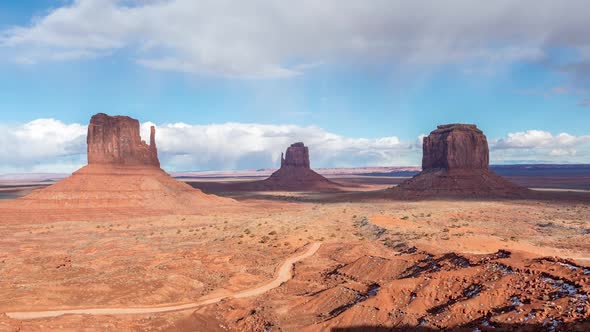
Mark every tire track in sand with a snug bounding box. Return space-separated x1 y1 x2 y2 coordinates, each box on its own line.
6 242 321 320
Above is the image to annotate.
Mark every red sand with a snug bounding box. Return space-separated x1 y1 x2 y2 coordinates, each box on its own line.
0 164 234 222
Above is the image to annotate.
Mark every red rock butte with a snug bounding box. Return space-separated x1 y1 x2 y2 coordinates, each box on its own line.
393 124 528 197
280 142 310 168
262 142 341 191
87 113 160 167
233 142 341 191
422 124 488 170
0 113 231 222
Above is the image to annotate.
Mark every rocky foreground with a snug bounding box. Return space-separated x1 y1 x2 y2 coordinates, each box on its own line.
184 242 590 331
1 199 588 331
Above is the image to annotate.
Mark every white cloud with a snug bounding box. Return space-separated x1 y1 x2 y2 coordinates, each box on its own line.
549 148 576 157
140 122 416 171
0 118 419 173
493 130 589 150
2 119 590 174
493 130 554 149
491 130 590 163
0 119 87 173
2 0 589 78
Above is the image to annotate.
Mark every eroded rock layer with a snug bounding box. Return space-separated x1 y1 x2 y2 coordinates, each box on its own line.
281 142 311 168
87 113 160 167
423 124 488 170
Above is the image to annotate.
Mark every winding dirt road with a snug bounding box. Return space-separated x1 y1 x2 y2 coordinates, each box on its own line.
5 242 321 320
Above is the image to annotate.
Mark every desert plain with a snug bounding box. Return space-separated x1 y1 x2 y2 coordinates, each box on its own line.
0 118 589 332
1 178 589 331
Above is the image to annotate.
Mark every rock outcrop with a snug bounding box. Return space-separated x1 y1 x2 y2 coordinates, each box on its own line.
393 124 528 197
1 113 232 222
422 124 488 170
87 113 159 167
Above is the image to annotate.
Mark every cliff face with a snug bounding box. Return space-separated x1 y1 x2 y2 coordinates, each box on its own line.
281 142 311 168
422 124 489 171
87 113 160 167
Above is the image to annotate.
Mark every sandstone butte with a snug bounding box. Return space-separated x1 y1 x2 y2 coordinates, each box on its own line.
219 142 341 192
393 124 528 197
255 142 341 191
87 113 160 167
0 113 231 222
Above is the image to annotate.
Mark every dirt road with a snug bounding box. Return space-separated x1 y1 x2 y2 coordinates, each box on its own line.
5 242 322 320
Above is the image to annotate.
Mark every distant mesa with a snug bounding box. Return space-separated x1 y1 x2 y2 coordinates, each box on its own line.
87 113 160 167
203 142 341 192
258 142 341 191
392 124 528 197
0 113 231 222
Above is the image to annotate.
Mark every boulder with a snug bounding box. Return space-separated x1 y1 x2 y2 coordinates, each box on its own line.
87 113 159 167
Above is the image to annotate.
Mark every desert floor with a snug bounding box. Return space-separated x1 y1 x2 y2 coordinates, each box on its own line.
0 178 589 331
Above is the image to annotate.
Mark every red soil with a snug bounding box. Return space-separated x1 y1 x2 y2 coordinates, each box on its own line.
0 164 233 222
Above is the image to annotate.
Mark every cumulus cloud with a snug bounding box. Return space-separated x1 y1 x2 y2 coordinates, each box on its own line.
0 118 420 173
491 130 590 163
1 0 589 78
493 130 588 149
139 122 417 171
0 119 87 173
2 119 589 174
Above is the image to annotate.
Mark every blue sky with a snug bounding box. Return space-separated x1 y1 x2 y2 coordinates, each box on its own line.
1 1 589 173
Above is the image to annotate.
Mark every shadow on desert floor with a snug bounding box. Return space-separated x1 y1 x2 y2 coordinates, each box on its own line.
188 185 590 204
331 321 590 331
